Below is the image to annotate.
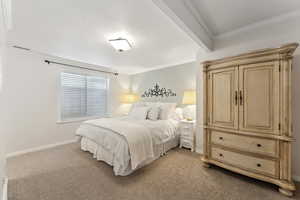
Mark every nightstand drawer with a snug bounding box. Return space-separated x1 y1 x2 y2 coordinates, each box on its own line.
180 130 193 137
211 131 277 157
180 122 194 130
180 136 194 143
181 133 193 139
211 147 278 178
180 125 193 131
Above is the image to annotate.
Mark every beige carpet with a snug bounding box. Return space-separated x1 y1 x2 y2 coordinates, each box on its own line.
7 143 299 200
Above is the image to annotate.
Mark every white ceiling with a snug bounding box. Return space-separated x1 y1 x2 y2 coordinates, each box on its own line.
8 0 300 74
188 0 300 36
8 0 199 74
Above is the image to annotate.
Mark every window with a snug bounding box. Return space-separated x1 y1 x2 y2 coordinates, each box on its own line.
60 72 108 121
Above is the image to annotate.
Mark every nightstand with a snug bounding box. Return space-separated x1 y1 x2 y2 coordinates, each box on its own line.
179 120 195 152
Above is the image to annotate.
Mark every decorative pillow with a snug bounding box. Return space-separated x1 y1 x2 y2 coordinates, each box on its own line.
158 103 177 120
128 106 149 120
147 106 160 121
130 102 157 112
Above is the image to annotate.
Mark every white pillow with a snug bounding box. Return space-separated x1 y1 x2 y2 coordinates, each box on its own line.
128 106 149 120
130 102 147 111
158 103 177 120
130 102 156 112
147 106 160 121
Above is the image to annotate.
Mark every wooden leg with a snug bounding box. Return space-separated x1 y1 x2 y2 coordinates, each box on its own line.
279 187 293 197
201 157 211 168
202 162 211 168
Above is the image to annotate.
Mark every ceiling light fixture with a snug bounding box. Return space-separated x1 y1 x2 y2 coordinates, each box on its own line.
108 38 132 52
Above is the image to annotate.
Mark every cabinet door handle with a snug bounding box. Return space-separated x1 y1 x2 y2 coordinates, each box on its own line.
219 137 223 140
219 153 223 157
257 144 262 147
235 91 238 105
239 91 243 105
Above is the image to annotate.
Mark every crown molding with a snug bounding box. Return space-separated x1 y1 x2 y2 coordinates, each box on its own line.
154 0 300 44
182 1 214 38
216 9 300 39
202 43 298 67
128 59 195 75
152 0 212 51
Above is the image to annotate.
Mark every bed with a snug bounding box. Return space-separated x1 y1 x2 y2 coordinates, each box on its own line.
76 102 182 176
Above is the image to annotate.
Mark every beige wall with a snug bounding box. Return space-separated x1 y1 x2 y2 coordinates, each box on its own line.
109 73 132 117
1 47 130 155
196 16 300 180
131 62 197 105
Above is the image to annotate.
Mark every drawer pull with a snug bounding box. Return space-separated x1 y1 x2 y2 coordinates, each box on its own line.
257 163 261 167
219 153 223 157
219 137 223 140
257 144 262 147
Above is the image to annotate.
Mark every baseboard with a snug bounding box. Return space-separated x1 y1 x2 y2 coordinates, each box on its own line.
2 178 8 200
6 139 78 158
293 175 300 182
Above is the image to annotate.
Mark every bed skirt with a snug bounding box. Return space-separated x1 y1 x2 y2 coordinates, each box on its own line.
80 135 179 176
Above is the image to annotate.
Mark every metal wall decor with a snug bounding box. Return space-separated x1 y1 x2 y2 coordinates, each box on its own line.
141 83 176 98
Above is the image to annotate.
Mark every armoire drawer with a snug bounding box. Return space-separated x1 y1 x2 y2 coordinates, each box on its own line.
211 147 278 178
211 131 277 157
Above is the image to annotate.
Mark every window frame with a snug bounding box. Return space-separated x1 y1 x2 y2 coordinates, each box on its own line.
57 69 110 124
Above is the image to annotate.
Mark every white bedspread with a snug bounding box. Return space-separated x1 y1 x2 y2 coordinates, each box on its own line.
76 117 178 173
79 118 154 169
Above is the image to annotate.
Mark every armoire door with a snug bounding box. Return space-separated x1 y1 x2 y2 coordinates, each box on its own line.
208 67 239 130
238 61 280 135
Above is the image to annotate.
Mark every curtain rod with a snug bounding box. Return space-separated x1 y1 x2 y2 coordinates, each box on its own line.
44 60 119 76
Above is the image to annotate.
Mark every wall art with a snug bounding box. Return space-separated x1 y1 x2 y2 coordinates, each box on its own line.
141 83 176 98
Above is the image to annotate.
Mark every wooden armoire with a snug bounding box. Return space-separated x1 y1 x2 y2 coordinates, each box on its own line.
201 43 298 196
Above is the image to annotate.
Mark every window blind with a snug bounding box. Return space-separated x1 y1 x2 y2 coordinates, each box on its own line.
60 72 108 120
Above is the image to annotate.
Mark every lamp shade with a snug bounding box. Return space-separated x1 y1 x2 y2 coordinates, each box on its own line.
121 93 139 104
182 90 196 105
